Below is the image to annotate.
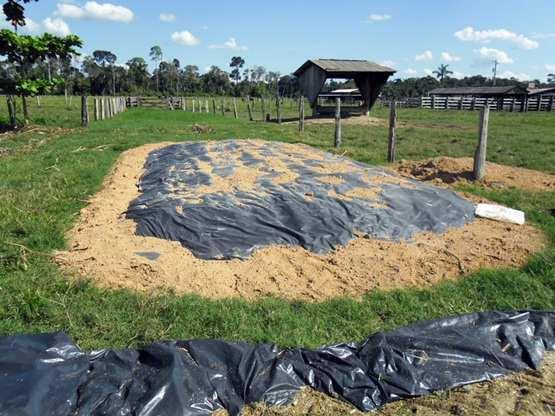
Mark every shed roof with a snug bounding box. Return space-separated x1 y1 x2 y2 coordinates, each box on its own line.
294 59 396 76
429 86 525 96
527 86 555 96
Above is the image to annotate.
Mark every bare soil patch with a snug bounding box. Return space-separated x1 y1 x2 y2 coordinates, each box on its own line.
283 115 386 126
241 353 555 416
56 142 545 301
393 157 555 192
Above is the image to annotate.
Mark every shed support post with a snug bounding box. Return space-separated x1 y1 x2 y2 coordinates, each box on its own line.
473 106 490 181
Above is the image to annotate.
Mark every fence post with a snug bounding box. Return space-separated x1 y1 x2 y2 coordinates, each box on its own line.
212 98 216 114
233 98 238 119
387 101 397 163
334 98 342 148
93 97 99 121
549 95 554 112
261 97 266 121
6 95 17 128
298 96 305 132
81 96 89 127
205 99 209 113
473 105 490 181
276 96 282 124
221 98 225 116
247 97 254 121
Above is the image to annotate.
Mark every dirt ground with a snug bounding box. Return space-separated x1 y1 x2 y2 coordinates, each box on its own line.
283 115 386 126
393 157 555 192
55 141 545 301
241 353 555 416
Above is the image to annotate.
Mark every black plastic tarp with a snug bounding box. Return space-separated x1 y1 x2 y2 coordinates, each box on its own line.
126 141 475 260
1 311 553 415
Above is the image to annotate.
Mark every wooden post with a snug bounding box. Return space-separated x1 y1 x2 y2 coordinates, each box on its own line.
473 105 490 181
36 95 41 107
192 99 196 113
99 97 105 120
387 101 397 163
276 96 282 124
221 98 225 116
298 96 305 132
205 99 209 113
261 97 266 121
233 98 238 119
81 96 89 127
549 95 554 112
334 98 342 148
247 97 254 121
212 98 216 114
21 96 29 124
93 97 99 121
6 95 17 128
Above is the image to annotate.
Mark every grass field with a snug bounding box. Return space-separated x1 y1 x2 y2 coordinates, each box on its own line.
0 96 553 350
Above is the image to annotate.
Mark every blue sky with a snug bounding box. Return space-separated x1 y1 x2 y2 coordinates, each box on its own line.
8 0 555 81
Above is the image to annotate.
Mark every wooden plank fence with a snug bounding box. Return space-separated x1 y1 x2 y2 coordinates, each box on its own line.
382 96 555 112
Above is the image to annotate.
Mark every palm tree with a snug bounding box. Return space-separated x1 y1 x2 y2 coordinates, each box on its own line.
433 64 453 83
149 45 163 91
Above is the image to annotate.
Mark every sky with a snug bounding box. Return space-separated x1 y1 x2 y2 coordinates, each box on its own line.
6 0 555 82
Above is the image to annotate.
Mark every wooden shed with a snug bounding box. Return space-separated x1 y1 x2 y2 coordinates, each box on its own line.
293 59 396 116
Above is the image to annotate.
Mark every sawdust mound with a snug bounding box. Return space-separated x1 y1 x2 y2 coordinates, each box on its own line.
394 157 555 192
56 141 545 301
241 353 555 416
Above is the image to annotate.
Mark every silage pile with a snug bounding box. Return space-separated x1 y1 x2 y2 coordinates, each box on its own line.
56 140 545 300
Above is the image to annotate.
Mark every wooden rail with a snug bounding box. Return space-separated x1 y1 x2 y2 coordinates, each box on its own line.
382 96 555 112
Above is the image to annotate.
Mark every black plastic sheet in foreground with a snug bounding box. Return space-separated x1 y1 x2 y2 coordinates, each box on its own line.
126 140 475 260
0 311 553 415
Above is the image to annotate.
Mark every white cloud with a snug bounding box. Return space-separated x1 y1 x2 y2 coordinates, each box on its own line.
209 37 248 51
454 26 538 50
43 17 71 36
171 30 200 46
424 68 434 76
415 50 433 61
367 14 391 22
441 52 461 62
475 47 513 64
159 13 175 22
56 1 134 23
451 71 465 79
21 18 41 33
546 64 555 72
404 68 418 75
532 32 555 39
498 70 530 81
56 3 86 18
380 60 396 68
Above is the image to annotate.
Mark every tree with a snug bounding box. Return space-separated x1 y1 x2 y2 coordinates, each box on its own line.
433 64 453 83
229 56 245 83
126 57 150 92
0 29 82 123
3 0 38 32
92 50 117 95
548 73 555 84
149 45 163 91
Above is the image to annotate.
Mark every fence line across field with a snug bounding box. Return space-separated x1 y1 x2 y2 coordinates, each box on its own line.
383 95 554 112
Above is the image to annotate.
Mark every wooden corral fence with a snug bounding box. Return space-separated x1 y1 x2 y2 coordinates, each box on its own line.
382 96 555 112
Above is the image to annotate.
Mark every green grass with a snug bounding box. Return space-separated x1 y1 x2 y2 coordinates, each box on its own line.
0 99 554 350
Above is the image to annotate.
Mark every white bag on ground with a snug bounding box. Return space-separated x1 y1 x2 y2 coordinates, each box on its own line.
475 203 525 225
